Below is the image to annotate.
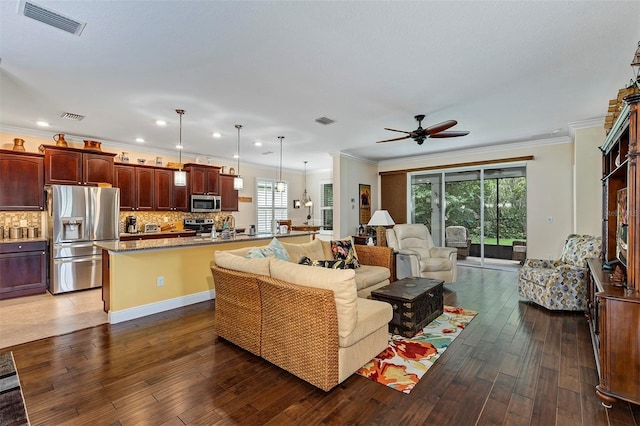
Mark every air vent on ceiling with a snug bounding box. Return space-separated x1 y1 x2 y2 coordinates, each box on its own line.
60 112 85 121
19 1 86 36
315 117 335 125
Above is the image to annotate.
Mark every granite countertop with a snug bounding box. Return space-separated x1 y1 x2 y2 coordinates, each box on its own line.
119 229 196 237
0 237 48 244
96 231 313 253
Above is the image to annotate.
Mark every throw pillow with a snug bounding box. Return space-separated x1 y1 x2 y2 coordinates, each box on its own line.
243 238 290 261
298 256 352 269
330 238 361 268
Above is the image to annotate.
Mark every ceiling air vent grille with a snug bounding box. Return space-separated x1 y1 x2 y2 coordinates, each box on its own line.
315 117 335 125
60 112 85 121
19 1 86 36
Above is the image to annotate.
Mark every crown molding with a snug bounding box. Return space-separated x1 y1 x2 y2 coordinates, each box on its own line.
568 116 605 138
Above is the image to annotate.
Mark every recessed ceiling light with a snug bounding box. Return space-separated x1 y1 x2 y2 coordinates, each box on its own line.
212 132 221 138
156 120 167 126
254 141 262 147
136 138 144 143
36 121 49 127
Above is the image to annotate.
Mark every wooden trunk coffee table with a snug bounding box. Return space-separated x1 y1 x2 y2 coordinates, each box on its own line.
371 276 444 338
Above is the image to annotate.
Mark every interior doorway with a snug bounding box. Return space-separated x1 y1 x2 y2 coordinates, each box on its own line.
410 165 527 268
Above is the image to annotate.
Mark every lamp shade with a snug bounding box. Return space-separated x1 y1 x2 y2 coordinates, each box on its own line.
367 210 395 226
174 169 187 187
233 176 244 190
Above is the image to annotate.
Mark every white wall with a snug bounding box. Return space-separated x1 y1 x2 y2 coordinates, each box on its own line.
574 126 605 235
378 138 579 260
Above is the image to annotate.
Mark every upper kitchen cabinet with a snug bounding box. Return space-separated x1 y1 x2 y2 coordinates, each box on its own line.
0 150 44 211
43 145 116 186
154 168 189 211
114 164 154 211
219 174 239 211
185 164 220 195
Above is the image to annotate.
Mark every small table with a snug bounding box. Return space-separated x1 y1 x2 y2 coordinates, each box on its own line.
371 276 444 338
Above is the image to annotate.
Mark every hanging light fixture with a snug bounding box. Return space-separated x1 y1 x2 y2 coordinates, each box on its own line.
276 136 285 192
233 124 243 190
302 160 312 207
174 109 187 187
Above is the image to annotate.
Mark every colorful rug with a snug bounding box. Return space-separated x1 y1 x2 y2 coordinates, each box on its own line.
0 352 29 425
356 305 478 394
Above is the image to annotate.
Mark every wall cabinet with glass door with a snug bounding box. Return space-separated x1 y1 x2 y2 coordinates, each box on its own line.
43 145 115 186
0 150 44 211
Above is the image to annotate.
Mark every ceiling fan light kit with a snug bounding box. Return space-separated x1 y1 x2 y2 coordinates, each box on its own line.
377 114 470 145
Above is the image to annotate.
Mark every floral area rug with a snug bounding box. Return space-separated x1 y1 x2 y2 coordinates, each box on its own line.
356 306 478 394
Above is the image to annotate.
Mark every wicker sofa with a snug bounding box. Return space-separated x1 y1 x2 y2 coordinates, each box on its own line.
211 238 394 391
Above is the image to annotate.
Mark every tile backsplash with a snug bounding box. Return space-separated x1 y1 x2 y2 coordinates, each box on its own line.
118 211 235 233
0 211 45 237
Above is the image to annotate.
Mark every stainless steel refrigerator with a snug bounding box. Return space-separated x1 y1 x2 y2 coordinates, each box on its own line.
46 185 119 294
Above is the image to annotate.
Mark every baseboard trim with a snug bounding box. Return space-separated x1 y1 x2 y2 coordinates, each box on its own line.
108 290 216 324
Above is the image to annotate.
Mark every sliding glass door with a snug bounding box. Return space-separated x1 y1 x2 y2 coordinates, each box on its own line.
410 165 526 266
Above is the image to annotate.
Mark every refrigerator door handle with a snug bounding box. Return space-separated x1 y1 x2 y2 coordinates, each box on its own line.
54 256 100 264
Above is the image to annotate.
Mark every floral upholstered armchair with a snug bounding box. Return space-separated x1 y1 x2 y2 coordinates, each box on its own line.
517 234 602 311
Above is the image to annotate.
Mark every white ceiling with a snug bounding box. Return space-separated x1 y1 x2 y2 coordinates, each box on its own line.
1 1 639 172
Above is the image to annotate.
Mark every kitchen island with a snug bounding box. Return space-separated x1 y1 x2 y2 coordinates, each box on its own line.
96 232 313 324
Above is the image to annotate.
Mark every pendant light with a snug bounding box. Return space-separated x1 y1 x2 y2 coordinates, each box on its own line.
233 124 243 190
174 109 187 187
276 136 285 192
302 160 312 207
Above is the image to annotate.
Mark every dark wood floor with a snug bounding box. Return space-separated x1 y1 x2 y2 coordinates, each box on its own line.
7 266 640 425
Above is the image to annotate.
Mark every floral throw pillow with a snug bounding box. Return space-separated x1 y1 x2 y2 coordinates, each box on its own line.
330 238 361 268
298 256 352 269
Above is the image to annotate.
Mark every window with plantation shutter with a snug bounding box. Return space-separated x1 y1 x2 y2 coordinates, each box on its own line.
320 182 333 231
256 178 288 233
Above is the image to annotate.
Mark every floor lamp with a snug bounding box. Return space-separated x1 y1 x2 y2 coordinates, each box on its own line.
367 210 395 247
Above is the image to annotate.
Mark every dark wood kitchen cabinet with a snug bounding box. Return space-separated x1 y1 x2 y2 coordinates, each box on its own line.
154 168 189 211
0 150 44 211
43 145 116 186
219 173 238 211
185 164 220 195
0 240 48 299
114 164 154 211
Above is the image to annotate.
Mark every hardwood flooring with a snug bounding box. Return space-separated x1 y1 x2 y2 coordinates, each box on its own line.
5 266 640 425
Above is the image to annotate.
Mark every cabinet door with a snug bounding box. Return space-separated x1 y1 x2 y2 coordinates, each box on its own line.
114 165 136 210
45 149 82 185
174 176 189 212
154 168 173 211
189 166 207 194
0 244 47 300
206 168 220 195
220 175 238 211
135 167 155 211
83 153 114 185
0 152 44 211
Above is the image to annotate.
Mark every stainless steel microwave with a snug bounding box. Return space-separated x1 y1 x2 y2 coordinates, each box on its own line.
190 194 221 212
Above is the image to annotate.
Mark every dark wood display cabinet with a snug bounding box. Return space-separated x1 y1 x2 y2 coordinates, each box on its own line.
219 173 238 211
0 150 44 211
42 145 116 186
0 240 48 299
185 164 220 195
586 92 640 408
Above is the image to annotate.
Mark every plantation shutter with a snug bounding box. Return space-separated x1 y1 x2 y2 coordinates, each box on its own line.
256 179 288 233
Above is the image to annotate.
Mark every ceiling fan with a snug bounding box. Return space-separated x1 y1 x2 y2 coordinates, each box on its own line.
376 114 469 145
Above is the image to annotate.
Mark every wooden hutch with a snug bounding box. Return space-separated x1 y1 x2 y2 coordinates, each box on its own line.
585 92 640 408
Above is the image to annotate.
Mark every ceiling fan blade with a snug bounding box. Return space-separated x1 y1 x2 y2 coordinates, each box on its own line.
429 131 470 138
376 135 411 143
384 128 412 134
425 120 457 135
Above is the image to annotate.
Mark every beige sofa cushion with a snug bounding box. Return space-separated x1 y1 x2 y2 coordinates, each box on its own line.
354 265 390 291
280 238 325 263
269 258 358 338
214 250 271 276
339 297 392 348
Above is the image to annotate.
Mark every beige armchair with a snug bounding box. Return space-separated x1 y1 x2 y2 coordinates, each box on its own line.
386 224 458 283
445 226 472 259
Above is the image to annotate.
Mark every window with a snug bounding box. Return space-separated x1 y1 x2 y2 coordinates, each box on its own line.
320 182 333 231
256 179 288 233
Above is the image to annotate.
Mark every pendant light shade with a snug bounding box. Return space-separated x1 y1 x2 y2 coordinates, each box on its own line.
302 160 312 207
233 124 244 190
276 136 285 192
174 109 187 187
